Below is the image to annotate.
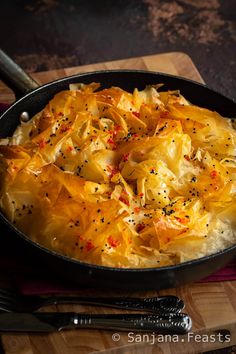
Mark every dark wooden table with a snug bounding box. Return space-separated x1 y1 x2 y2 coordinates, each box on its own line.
0 0 236 101
0 1 236 353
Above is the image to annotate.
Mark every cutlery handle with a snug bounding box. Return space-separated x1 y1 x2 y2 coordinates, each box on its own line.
46 295 184 313
65 313 192 334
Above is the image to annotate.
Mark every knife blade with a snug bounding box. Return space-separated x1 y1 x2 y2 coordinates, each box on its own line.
0 312 192 334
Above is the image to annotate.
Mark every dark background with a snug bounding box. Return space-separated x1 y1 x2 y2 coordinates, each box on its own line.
0 1 236 354
0 0 236 101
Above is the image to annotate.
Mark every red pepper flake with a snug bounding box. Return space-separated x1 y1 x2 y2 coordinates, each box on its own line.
57 112 63 116
184 155 190 161
138 192 144 198
175 217 188 224
60 124 70 133
38 139 46 149
79 235 85 241
136 223 145 232
107 137 115 144
210 170 218 179
10 165 18 172
132 133 139 138
160 111 169 118
113 125 122 136
122 153 130 162
66 146 74 152
108 125 122 138
107 137 117 150
107 235 121 248
107 165 119 178
134 207 141 214
119 196 130 206
133 112 140 118
85 240 94 252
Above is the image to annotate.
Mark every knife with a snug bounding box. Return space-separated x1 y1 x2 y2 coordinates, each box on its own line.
0 312 192 334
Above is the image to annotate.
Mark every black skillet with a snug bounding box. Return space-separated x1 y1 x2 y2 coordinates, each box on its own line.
0 49 236 290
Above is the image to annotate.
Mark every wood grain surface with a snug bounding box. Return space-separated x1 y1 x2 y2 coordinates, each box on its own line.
0 52 202 104
0 52 235 354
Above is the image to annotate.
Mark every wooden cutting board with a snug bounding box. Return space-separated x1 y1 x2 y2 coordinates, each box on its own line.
1 52 236 354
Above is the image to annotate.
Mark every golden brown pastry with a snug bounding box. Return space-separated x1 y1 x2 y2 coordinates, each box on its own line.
0 83 236 267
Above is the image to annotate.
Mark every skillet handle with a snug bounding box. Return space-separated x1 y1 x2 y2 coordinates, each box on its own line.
0 49 39 99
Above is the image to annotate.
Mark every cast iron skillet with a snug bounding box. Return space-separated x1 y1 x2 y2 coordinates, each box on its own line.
0 49 236 290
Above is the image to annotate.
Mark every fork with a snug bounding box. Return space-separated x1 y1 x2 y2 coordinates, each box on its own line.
0 289 184 313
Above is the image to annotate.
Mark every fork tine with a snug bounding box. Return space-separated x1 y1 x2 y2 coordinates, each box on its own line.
0 292 18 302
0 289 21 310
0 289 185 314
0 294 16 301
0 305 14 312
0 289 15 295
0 299 23 312
0 300 17 309
0 289 39 312
0 289 18 299
0 299 18 309
0 289 29 305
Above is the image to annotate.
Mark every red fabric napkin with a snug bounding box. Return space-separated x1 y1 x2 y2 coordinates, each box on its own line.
0 103 9 113
200 261 236 282
1 102 236 294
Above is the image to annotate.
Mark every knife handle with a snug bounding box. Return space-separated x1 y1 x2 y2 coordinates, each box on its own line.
46 295 184 314
65 313 192 334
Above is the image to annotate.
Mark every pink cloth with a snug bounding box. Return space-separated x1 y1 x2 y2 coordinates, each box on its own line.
200 261 236 282
1 103 236 294
0 102 9 112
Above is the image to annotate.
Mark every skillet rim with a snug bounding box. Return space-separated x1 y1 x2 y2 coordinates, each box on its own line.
1 68 235 119
1 210 236 273
0 68 236 273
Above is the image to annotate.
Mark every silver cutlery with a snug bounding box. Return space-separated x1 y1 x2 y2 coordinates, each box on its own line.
0 312 192 334
0 289 184 314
